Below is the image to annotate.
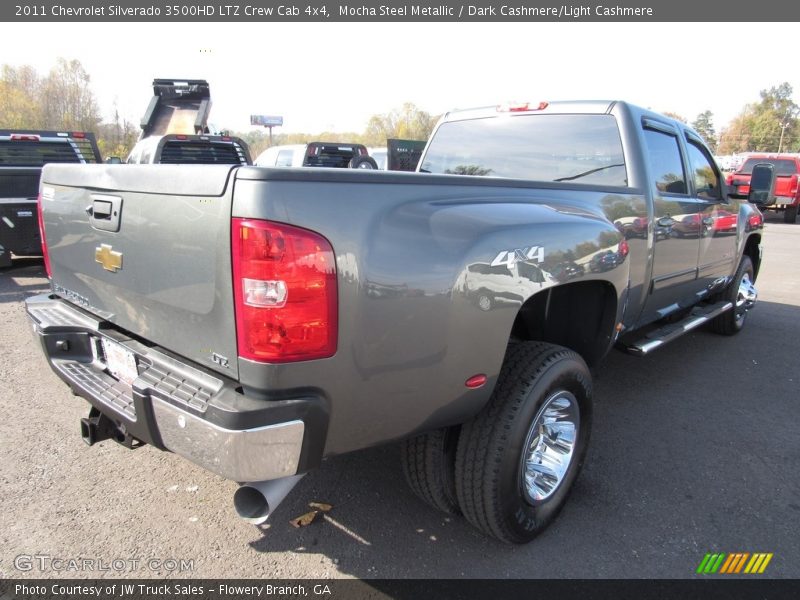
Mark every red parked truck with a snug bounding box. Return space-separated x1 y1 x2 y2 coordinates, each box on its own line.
726 154 800 223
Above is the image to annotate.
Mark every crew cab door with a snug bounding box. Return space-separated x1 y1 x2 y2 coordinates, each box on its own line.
638 122 704 324
684 134 737 288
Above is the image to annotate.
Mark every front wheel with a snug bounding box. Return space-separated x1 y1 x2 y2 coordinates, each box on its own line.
709 255 756 335
454 342 592 544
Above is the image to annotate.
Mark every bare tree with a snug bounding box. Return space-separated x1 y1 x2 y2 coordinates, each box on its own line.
39 58 102 131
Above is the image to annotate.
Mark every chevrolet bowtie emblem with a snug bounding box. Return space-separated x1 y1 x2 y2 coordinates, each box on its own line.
95 244 123 273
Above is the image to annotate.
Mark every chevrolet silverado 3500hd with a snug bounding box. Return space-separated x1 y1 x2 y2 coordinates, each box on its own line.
26 100 763 543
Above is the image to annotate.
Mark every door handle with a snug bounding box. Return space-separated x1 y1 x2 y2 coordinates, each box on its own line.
92 200 113 219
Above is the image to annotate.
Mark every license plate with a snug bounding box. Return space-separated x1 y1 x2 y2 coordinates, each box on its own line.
101 338 138 385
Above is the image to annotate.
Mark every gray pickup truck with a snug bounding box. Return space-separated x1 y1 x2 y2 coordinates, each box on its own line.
26 101 764 544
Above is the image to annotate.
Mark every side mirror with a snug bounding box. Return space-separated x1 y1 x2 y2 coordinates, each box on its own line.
105 156 122 164
748 163 776 206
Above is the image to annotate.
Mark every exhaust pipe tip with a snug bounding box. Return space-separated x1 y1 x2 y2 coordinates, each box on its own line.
233 474 305 525
233 485 271 524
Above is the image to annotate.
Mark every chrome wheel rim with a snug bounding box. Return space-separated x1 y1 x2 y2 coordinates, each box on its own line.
521 391 579 504
735 272 757 324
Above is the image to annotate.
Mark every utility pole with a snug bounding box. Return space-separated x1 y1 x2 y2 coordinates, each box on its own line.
777 107 798 153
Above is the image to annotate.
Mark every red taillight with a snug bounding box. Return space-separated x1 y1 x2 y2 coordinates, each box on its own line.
37 195 52 278
10 134 40 141
176 134 188 140
618 240 629 257
71 132 86 139
790 174 799 197
231 218 337 363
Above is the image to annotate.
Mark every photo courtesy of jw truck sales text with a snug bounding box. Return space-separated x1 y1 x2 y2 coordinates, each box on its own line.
25 98 768 544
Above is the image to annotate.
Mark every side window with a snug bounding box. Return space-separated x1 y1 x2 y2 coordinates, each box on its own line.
686 141 721 200
643 128 687 195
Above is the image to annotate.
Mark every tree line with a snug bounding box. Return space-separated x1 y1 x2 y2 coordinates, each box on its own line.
2 58 798 159
1 60 139 159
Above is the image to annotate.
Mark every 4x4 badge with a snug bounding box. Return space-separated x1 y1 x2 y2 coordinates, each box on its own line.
95 244 123 273
491 246 545 270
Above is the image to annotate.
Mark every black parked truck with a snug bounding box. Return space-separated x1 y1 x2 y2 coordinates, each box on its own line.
0 130 101 267
26 100 764 543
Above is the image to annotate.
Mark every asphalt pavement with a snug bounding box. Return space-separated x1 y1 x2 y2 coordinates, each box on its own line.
0 215 798 580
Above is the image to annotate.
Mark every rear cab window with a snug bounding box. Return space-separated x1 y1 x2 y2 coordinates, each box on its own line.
419 114 628 186
0 140 89 166
303 144 367 168
159 140 248 165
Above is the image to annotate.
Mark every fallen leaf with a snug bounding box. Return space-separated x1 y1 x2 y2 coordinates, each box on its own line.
309 502 333 512
289 510 320 528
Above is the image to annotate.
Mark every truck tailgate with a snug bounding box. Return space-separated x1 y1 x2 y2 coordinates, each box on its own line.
40 164 240 379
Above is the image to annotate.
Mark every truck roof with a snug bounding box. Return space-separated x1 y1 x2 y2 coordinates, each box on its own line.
439 100 694 132
439 100 621 123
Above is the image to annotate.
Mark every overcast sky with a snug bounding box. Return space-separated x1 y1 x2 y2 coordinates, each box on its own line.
3 22 798 136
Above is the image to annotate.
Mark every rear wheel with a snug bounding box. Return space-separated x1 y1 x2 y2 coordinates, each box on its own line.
783 205 798 224
709 255 756 335
455 342 592 544
401 427 460 515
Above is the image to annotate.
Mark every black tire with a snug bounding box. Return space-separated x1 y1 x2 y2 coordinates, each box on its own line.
455 342 592 544
400 427 461 515
784 205 798 224
709 255 756 336
348 156 379 170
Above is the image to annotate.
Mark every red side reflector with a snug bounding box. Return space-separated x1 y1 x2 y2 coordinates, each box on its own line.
465 374 487 389
10 134 40 141
231 218 338 363
37 195 52 278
